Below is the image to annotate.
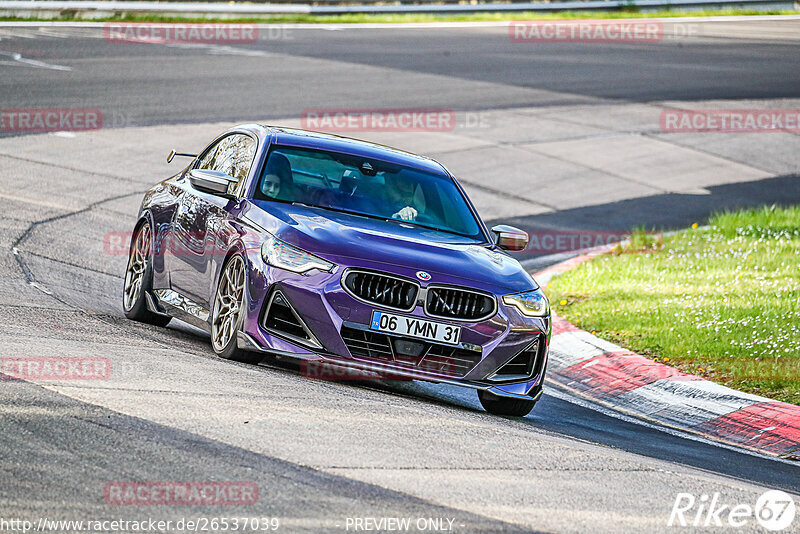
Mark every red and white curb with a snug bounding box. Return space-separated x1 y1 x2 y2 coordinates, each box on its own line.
535 247 800 460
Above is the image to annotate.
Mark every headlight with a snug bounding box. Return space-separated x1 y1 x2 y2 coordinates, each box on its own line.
261 234 334 274
503 289 549 317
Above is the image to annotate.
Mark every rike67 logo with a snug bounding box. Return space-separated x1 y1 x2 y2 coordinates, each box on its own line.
669 490 796 531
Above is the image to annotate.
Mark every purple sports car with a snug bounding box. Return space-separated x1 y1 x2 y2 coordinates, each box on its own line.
123 125 550 416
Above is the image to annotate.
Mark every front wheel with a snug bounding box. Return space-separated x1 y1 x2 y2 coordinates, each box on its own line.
477 389 537 417
210 254 261 364
122 220 171 327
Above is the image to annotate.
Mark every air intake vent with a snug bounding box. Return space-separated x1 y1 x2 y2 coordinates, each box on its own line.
420 344 483 378
343 270 418 311
262 291 321 349
491 337 543 381
340 326 482 378
425 287 495 321
340 326 394 360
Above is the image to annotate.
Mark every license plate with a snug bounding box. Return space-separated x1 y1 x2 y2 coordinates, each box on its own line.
370 311 461 345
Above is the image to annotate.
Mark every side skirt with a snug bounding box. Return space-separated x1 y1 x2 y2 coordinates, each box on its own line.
151 288 211 332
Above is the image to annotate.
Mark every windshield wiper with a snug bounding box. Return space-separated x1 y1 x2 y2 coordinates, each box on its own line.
386 218 472 239
257 196 294 205
292 201 474 239
292 202 391 222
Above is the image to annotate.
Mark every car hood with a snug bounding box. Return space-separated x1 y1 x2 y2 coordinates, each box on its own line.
245 200 536 294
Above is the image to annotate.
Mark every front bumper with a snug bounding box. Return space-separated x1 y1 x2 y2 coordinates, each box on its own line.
240 259 550 399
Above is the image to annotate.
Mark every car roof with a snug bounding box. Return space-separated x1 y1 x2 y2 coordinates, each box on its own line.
254 125 451 177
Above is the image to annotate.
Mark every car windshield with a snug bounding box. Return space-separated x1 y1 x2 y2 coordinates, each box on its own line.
252 145 484 240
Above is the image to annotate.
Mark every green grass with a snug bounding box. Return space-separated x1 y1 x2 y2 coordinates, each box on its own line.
1 9 799 24
547 205 800 405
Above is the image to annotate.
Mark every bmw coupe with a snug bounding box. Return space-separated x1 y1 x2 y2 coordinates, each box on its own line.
123 125 550 416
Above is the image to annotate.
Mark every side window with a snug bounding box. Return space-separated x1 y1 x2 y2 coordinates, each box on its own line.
196 134 257 196
197 138 225 172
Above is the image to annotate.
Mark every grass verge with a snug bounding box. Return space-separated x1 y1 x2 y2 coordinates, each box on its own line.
1 9 799 24
547 205 800 405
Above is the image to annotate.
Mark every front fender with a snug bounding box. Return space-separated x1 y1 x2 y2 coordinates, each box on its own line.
205 218 264 311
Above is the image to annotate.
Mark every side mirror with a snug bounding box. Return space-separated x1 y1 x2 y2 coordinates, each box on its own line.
491 225 528 251
189 169 238 197
167 149 198 163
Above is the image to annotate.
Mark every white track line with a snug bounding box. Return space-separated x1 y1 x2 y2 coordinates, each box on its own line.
0 49 71 70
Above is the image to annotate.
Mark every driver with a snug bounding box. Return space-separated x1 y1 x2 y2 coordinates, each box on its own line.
384 174 420 221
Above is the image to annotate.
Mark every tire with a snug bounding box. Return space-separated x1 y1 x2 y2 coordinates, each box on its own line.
210 254 262 364
122 220 171 327
477 389 537 417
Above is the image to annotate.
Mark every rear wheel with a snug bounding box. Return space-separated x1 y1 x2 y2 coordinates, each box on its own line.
122 221 171 327
477 389 537 417
211 254 261 364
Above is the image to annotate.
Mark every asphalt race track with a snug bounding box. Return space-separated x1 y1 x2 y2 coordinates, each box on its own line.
1 19 800 533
